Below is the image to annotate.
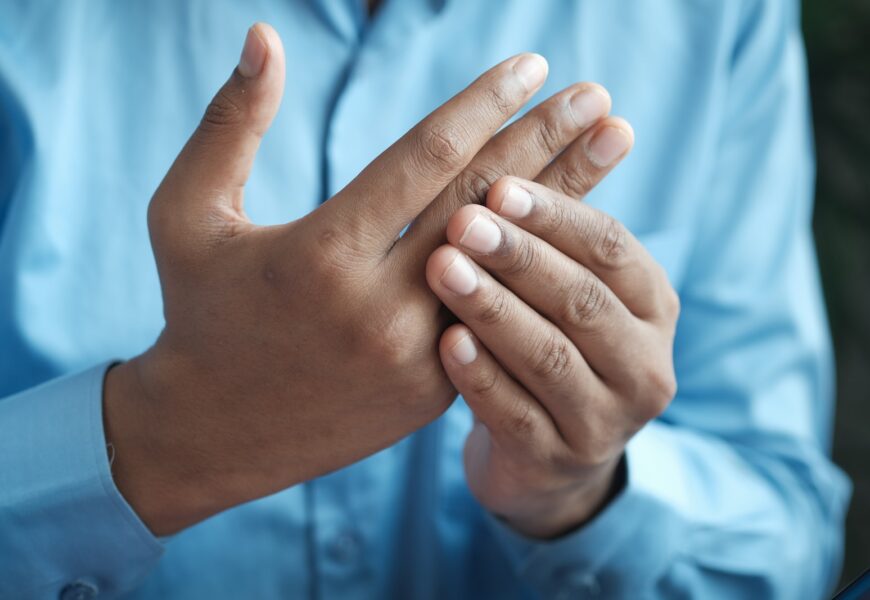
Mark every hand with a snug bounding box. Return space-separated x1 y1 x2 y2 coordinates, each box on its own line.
104 23 618 535
426 162 681 538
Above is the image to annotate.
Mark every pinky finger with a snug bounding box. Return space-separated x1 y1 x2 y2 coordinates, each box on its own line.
440 324 562 453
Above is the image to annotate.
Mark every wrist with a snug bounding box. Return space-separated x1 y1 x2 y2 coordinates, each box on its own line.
103 354 236 535
501 455 625 539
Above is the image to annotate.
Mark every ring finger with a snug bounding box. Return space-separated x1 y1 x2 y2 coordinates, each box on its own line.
426 244 608 443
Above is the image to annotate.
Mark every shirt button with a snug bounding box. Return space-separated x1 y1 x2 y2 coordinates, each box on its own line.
327 529 363 565
576 573 600 595
555 572 600 598
59 581 98 600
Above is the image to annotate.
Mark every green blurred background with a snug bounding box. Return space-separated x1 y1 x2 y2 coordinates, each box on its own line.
803 0 870 588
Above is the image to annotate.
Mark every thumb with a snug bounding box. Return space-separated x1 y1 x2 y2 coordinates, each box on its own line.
152 23 285 238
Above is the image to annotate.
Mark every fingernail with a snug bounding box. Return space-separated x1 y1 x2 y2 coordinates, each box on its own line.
587 126 632 168
498 185 532 219
238 25 267 78
513 54 548 92
449 333 478 365
569 88 610 128
459 216 502 254
440 253 478 295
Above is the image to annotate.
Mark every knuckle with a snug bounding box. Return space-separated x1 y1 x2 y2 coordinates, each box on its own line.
415 121 468 171
554 163 596 199
551 440 595 470
371 306 425 370
663 284 681 321
528 334 574 382
540 199 577 237
561 273 611 327
639 365 677 420
577 440 615 468
315 225 343 255
468 367 500 398
592 216 629 270
297 247 376 310
558 417 617 467
484 79 517 117
654 362 679 403
200 88 245 132
477 288 513 326
549 445 585 471
500 235 538 277
500 400 537 441
534 105 567 156
455 165 500 205
407 362 452 411
307 227 364 281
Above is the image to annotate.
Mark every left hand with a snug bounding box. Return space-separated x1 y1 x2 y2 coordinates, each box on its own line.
425 134 680 538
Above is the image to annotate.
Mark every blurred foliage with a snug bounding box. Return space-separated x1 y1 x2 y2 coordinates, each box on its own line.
803 0 870 588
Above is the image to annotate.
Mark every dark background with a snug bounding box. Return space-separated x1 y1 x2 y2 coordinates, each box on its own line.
803 0 870 589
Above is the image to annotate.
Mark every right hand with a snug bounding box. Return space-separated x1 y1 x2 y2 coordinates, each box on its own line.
104 23 618 535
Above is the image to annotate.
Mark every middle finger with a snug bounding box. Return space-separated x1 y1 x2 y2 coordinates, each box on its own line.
425 244 609 440
443 203 651 387
395 82 612 263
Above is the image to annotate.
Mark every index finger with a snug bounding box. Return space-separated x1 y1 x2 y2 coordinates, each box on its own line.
324 53 548 255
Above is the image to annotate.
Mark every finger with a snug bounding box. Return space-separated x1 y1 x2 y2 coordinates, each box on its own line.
151 23 285 240
396 83 611 260
324 53 548 254
440 325 562 452
487 177 680 322
445 204 648 385
426 246 607 441
535 117 634 199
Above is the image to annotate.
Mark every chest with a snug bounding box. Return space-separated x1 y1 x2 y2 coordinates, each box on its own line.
0 0 724 385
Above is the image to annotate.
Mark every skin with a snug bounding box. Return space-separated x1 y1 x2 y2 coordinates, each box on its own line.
104 22 678 539
428 176 680 537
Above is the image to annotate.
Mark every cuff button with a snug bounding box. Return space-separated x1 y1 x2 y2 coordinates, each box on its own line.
59 581 98 600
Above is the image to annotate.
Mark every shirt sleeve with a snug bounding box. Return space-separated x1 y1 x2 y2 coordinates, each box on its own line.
488 1 852 598
0 363 164 599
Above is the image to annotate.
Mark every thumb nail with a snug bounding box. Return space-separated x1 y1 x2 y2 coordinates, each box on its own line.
238 25 267 78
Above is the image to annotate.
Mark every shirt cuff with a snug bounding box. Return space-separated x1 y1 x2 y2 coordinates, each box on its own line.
488 428 686 599
0 362 164 598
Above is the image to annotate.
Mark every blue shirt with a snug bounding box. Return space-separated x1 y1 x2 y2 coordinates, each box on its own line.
0 1 851 598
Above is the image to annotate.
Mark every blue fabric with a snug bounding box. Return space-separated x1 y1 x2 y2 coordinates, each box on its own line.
0 0 851 598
